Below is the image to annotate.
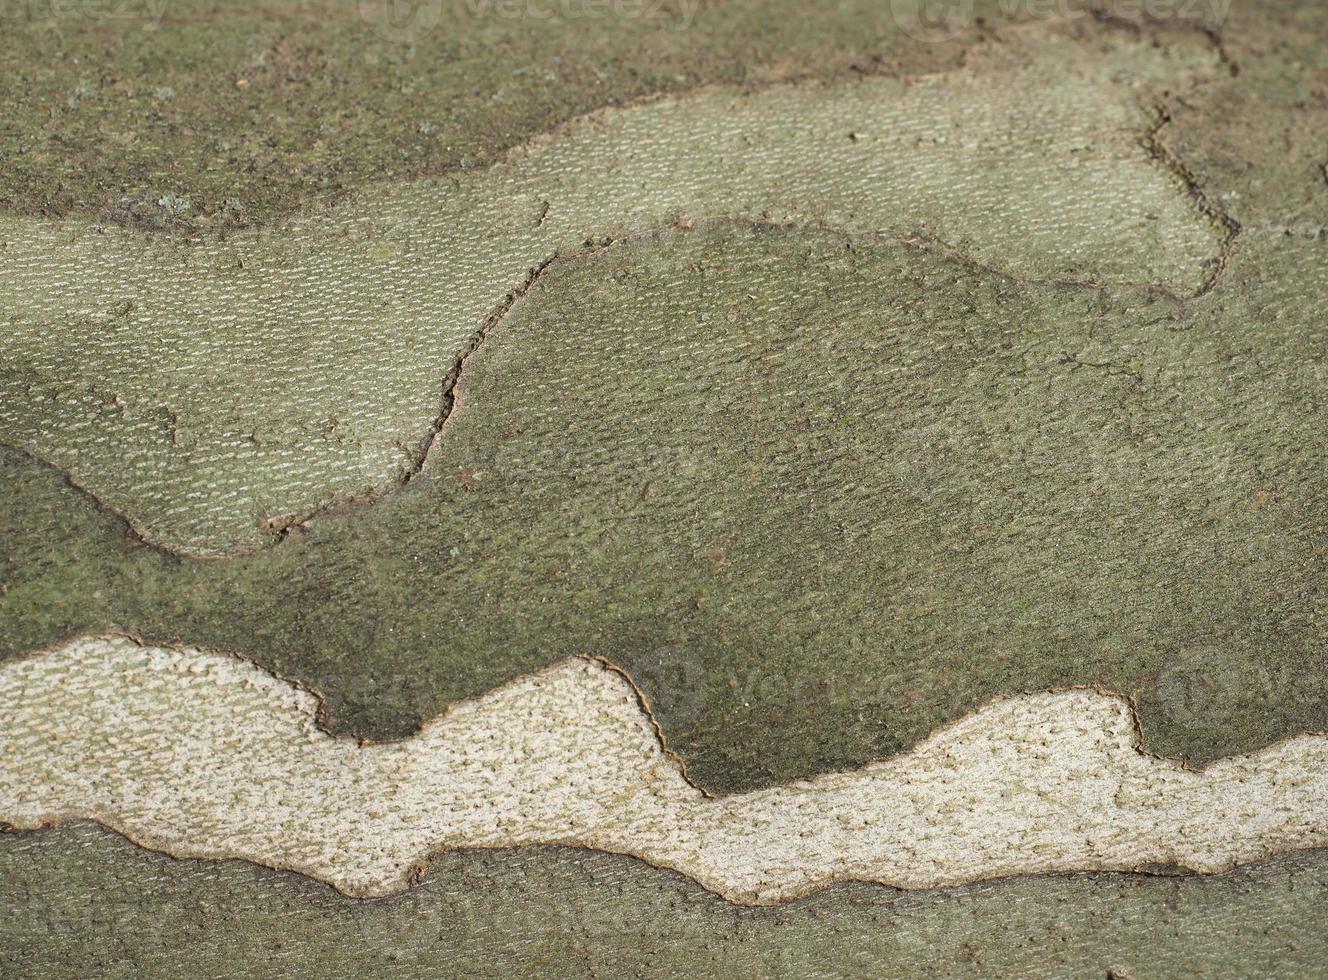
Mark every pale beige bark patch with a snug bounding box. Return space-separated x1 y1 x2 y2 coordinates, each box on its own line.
2 635 1324 905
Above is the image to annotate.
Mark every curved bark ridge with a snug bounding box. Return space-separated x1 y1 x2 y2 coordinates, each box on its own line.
0 35 1224 556
4 635 1326 905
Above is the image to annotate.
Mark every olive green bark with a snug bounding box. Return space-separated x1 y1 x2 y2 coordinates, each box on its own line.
3 0 1321 233
2 0 1328 791
3 0 1328 967
1 29 1225 555
4 823 1328 978
1 0 1326 791
3 223 1325 792
0 0 972 232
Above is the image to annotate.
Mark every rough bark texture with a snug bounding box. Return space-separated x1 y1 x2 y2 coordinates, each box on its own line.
5 824 1328 978
2 0 1327 971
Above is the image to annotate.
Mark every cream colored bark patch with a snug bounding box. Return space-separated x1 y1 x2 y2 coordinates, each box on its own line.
2 635 1324 905
0 33 1224 556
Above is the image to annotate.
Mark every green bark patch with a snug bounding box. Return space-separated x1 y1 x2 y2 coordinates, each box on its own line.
0 0 983 232
0 29 1225 555
3 823 1328 978
2 223 1324 792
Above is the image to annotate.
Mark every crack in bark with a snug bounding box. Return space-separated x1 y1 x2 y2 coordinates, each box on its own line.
403 254 562 490
1141 102 1242 300
0 18 1249 557
0 199 1247 561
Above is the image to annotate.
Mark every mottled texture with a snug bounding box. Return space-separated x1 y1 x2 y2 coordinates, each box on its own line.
0 0 1256 232
2 221 1326 792
0 30 1225 554
7 635 1328 903
0 0 955 231
5 823 1328 978
1163 0 1328 232
4 0 1328 971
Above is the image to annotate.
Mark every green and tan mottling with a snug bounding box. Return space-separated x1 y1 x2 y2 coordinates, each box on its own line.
4 0 1328 968
0 30 1224 555
4 823 1328 978
3 222 1325 792
0 0 1321 232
